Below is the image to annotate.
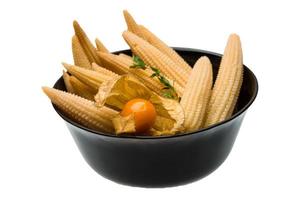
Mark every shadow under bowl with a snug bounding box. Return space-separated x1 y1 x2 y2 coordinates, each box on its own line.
52 48 258 188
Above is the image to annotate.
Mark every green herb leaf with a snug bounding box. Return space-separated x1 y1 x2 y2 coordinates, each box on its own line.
131 55 146 69
130 55 180 100
150 66 160 73
162 92 173 98
150 73 157 78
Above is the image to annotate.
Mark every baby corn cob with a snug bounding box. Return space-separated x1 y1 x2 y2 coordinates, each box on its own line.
204 34 243 127
62 71 74 93
139 25 192 74
98 52 184 96
69 76 97 101
122 31 188 88
73 21 102 65
122 53 185 96
91 63 119 78
63 63 111 90
97 52 130 75
95 38 109 53
72 35 92 69
42 87 117 132
123 10 143 37
122 10 192 74
180 56 213 131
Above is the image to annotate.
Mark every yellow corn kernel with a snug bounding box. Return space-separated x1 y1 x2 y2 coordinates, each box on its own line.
73 21 102 65
42 87 117 132
69 76 97 101
63 63 111 90
91 63 119 78
72 35 92 69
204 34 243 127
62 71 74 93
122 31 188 88
95 38 109 53
180 56 213 131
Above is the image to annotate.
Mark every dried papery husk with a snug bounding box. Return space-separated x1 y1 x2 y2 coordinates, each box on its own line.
94 75 151 109
149 94 184 135
112 114 136 134
95 75 184 135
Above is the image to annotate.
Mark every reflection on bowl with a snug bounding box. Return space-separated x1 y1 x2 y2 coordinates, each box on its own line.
52 48 258 187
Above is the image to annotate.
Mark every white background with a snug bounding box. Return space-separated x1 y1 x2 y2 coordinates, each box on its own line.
0 0 299 199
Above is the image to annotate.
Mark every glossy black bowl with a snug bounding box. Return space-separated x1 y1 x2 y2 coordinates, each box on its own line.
52 48 258 187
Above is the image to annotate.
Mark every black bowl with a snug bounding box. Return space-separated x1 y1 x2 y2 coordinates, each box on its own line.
52 48 258 187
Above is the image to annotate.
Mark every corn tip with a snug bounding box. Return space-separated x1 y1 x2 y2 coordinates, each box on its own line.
227 33 241 46
122 31 140 47
62 62 71 70
42 86 56 98
198 56 211 65
123 9 129 16
229 33 240 39
73 20 80 30
42 86 50 93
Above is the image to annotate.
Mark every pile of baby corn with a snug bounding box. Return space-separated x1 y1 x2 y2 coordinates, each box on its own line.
43 10 243 135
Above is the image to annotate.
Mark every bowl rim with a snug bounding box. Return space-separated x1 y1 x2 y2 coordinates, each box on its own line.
52 47 258 139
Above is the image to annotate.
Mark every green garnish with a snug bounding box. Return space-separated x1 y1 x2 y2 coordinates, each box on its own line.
130 55 146 69
130 55 179 100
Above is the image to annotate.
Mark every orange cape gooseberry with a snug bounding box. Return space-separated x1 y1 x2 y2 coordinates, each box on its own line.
121 98 156 134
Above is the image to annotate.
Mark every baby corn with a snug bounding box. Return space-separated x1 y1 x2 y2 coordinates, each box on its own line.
98 52 184 96
121 53 184 96
91 63 119 78
73 21 102 65
97 52 130 75
95 38 109 53
69 76 97 101
120 53 185 97
123 10 143 37
42 87 117 132
180 56 212 131
139 25 192 74
122 10 192 74
62 71 74 93
98 52 157 91
72 35 92 69
122 31 188 88
204 34 243 127
63 63 111 90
